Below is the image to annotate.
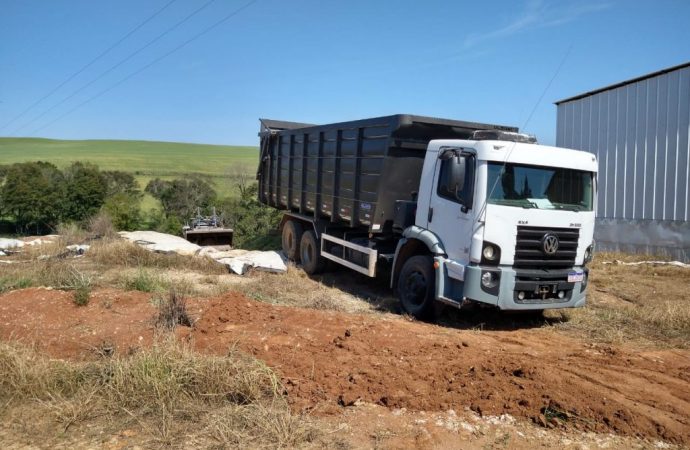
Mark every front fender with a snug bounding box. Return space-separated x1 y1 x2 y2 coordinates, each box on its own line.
402 226 446 255
390 227 446 289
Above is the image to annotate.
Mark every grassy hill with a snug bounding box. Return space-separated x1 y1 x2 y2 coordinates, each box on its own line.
0 137 259 209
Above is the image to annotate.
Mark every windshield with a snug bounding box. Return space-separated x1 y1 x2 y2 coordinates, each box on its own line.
486 162 594 211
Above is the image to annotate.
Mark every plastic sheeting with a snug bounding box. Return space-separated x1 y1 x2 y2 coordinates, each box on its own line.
119 231 287 274
0 238 24 250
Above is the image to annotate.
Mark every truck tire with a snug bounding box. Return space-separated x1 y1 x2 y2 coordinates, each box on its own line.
398 255 435 320
300 230 326 275
282 220 303 262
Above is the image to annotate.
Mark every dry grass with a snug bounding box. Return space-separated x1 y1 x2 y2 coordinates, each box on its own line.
89 239 227 275
235 265 380 314
547 252 690 348
120 268 167 293
0 339 317 447
206 403 318 448
86 211 118 239
0 259 93 303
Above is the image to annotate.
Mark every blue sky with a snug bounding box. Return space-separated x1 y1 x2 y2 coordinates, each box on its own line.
1 0 688 146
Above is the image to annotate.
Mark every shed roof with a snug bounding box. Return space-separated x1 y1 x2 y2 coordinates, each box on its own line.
555 61 690 105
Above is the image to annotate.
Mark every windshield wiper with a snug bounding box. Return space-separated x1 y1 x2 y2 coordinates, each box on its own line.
491 199 538 208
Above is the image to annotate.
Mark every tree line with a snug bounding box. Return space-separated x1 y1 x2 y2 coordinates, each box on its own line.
0 161 280 248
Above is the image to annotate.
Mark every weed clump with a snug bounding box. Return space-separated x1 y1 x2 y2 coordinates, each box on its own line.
0 277 33 293
72 286 91 306
156 285 192 329
122 269 166 293
62 266 92 306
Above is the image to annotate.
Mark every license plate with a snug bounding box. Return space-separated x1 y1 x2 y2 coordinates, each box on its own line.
568 271 584 283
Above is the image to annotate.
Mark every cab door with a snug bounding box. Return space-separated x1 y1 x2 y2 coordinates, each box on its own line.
426 148 476 266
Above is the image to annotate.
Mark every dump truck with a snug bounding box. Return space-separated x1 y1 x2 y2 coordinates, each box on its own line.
256 115 598 318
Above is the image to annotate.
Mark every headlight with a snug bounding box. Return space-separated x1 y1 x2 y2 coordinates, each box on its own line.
481 242 501 265
584 244 594 264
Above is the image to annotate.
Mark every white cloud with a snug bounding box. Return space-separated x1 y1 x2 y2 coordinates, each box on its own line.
463 0 612 49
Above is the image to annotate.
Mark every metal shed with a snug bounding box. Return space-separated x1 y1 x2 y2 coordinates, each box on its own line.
555 62 690 261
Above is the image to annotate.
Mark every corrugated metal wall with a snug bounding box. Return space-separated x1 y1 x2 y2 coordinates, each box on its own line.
556 65 690 222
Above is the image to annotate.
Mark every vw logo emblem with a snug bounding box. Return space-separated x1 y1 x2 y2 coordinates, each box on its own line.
541 234 559 255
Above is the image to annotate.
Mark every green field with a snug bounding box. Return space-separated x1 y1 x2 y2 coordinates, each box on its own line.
0 137 259 209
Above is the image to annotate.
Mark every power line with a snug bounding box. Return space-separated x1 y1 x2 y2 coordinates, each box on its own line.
10 0 218 136
29 0 259 137
475 44 573 224
0 0 178 132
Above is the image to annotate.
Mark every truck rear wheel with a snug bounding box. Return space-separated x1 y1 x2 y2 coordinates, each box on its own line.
281 220 303 262
300 230 326 275
398 255 435 320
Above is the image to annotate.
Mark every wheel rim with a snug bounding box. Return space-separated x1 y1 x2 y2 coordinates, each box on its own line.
403 270 427 307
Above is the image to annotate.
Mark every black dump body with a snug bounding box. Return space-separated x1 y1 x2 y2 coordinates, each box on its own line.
257 114 517 233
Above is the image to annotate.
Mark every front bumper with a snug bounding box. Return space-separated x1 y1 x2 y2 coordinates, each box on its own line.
436 259 588 310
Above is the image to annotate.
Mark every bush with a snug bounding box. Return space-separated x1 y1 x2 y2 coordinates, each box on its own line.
72 286 91 306
145 176 217 223
62 162 107 222
220 181 281 250
101 170 139 197
102 193 143 231
145 209 183 236
0 162 145 235
0 161 65 233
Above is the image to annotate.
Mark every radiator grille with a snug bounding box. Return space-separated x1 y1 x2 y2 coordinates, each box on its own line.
514 226 579 269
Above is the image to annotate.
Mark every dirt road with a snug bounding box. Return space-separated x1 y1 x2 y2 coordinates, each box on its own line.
1 287 689 445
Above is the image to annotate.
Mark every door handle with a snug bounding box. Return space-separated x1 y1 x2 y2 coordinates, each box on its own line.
428 207 434 223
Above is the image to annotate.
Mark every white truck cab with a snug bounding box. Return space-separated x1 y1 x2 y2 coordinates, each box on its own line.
396 135 598 315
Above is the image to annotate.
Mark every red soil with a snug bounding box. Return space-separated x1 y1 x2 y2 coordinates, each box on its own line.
1 288 688 444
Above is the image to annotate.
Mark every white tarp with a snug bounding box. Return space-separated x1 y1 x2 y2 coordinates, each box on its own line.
119 231 201 256
24 235 59 246
0 238 24 250
215 250 287 275
119 231 287 274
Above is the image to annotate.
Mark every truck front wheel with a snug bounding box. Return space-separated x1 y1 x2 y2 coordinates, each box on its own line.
398 255 435 320
281 220 303 262
300 230 326 275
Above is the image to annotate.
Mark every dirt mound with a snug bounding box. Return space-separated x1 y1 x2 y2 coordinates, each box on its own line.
1 288 689 444
193 296 690 444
